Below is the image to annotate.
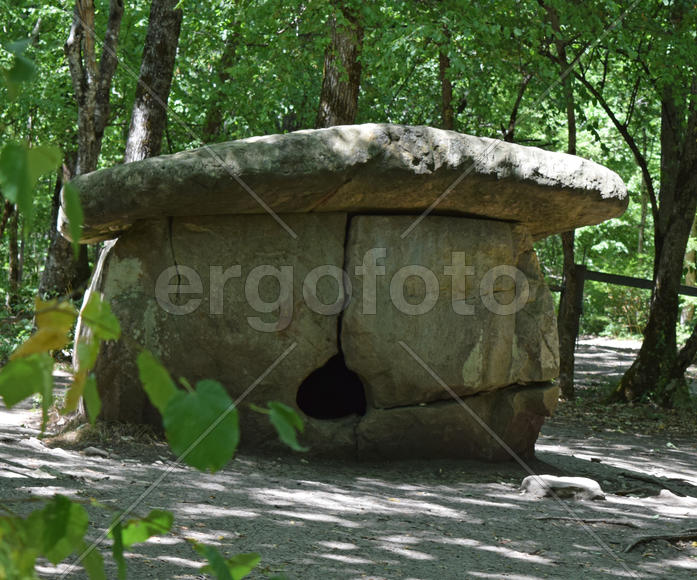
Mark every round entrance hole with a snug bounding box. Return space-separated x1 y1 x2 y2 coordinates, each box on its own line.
296 353 367 419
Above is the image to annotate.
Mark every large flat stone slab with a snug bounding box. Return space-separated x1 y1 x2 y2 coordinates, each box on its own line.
60 124 627 243
341 215 558 409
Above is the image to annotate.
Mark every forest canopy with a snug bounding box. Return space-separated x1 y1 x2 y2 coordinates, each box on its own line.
1 0 696 405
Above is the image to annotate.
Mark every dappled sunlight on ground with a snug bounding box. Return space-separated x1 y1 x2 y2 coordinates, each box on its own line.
2 339 697 578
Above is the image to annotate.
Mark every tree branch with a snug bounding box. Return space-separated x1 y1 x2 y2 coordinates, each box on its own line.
95 0 124 139
502 73 531 142
574 70 658 224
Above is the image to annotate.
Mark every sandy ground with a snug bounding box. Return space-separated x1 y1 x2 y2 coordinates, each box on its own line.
1 337 697 579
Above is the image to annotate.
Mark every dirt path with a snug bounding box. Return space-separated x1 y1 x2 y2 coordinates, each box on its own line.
1 338 697 579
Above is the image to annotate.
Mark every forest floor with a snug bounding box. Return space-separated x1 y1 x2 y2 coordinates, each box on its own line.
2 337 697 579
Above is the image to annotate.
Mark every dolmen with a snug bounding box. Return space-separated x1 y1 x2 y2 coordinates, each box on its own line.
60 124 627 460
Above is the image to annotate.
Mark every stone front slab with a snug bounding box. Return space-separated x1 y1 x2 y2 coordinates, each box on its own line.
60 124 627 243
88 214 346 440
341 215 558 409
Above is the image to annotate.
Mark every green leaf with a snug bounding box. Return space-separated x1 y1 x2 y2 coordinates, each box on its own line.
0 142 27 205
196 545 260 580
196 543 232 580
79 541 106 580
26 145 62 188
11 298 77 359
163 380 239 472
0 144 60 224
0 353 53 408
268 402 308 452
4 51 35 99
110 520 127 580
83 376 101 425
225 552 261 580
137 351 178 414
26 495 88 565
77 339 100 371
61 182 84 257
81 294 121 341
121 510 173 548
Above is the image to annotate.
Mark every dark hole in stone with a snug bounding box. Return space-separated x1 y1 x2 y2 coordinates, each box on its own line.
296 353 367 420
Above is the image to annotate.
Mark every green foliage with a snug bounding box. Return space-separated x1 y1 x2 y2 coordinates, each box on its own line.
137 349 178 413
163 379 240 472
109 510 173 579
0 352 53 429
62 182 84 257
252 401 309 452
80 293 121 341
195 545 260 580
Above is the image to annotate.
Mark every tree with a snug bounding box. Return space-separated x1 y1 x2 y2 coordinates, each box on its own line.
568 1 697 406
540 0 581 400
438 26 454 130
124 0 182 162
39 0 124 297
316 1 363 127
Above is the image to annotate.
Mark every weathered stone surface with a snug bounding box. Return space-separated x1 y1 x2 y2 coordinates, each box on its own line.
357 384 560 460
83 213 347 443
520 475 606 500
342 215 559 409
66 123 630 460
60 124 627 243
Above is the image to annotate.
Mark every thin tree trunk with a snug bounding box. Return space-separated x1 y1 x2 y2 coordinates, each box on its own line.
638 185 648 254
7 209 19 310
315 4 363 128
124 0 182 163
547 2 580 400
439 28 454 131
503 74 531 143
202 28 240 143
66 0 124 174
681 216 697 323
0 200 13 240
39 164 90 299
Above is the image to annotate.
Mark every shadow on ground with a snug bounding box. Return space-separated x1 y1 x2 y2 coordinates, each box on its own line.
1 340 696 579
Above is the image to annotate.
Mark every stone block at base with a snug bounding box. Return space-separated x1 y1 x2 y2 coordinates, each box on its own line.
356 383 560 461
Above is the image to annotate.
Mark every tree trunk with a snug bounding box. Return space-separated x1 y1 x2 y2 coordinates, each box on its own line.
548 2 580 400
502 74 531 143
638 184 648 254
39 165 90 299
0 200 13 240
681 216 697 323
6 208 19 310
614 86 697 406
124 0 182 163
315 4 363 128
438 29 454 131
557 231 580 399
39 0 124 299
202 28 240 143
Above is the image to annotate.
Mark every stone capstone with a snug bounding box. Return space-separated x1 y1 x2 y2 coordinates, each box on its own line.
60 124 627 243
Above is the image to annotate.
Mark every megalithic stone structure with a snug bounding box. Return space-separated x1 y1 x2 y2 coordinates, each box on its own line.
60 124 627 460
